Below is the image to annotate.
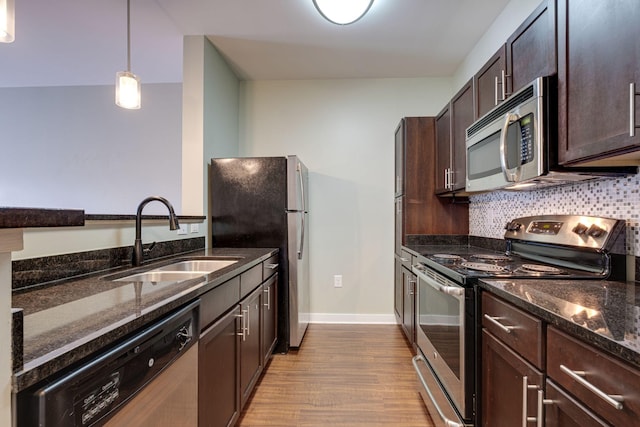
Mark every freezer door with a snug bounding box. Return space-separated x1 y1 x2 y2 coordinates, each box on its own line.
287 211 310 348
287 156 308 212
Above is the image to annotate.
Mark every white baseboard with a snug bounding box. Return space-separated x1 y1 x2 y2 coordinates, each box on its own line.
309 313 397 324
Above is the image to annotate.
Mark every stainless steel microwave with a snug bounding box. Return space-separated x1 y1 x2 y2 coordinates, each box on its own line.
465 76 633 192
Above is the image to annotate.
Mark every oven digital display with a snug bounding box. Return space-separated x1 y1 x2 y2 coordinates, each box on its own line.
528 221 563 235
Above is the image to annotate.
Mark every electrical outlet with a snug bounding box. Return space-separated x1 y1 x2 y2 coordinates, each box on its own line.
333 275 343 288
190 223 199 233
177 224 188 235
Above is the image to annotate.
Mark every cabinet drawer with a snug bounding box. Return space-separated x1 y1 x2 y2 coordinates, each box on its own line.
482 292 544 369
545 379 608 427
200 276 240 331
240 263 262 299
547 327 640 427
262 253 279 280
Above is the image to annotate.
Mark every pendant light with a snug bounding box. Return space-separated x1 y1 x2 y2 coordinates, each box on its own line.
115 0 141 109
0 0 15 43
313 0 374 25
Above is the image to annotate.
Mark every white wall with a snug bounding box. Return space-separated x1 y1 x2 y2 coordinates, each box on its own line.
0 84 183 215
239 78 452 320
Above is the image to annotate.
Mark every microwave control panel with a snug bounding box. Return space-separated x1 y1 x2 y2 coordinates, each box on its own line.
519 114 534 165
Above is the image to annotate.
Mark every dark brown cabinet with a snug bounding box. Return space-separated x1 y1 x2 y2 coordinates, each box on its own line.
544 380 608 427
436 80 474 194
506 0 556 95
557 0 640 164
240 285 263 408
262 274 277 365
199 306 241 427
401 268 416 345
474 0 556 120
481 330 544 427
474 46 507 119
393 256 403 324
481 292 544 427
198 255 279 427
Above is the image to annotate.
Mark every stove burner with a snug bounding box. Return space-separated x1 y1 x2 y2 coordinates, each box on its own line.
471 254 511 262
460 262 508 273
432 254 463 260
520 264 564 274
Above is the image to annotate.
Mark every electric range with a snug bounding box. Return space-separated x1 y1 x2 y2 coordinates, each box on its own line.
411 214 627 427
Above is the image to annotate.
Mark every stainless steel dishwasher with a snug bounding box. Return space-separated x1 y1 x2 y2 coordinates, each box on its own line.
17 300 199 426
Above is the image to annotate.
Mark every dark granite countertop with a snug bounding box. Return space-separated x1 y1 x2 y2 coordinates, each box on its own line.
11 247 277 393
479 279 640 369
0 207 206 229
0 207 85 228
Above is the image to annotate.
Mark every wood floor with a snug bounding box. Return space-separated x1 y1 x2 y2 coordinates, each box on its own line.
237 324 434 427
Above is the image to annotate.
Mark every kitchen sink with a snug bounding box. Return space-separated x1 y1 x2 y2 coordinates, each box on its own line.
106 258 239 283
113 271 207 282
153 259 238 272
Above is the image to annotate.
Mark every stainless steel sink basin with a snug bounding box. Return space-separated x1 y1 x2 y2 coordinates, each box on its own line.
108 258 239 282
154 259 238 273
113 271 207 282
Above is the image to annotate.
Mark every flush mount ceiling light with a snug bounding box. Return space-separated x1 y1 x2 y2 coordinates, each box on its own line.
313 0 374 25
0 0 15 43
115 0 141 109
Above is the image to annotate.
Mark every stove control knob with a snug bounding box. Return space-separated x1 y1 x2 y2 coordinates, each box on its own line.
587 224 606 238
572 223 589 235
505 221 523 232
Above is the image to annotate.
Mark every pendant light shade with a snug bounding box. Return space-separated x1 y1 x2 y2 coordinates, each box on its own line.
116 71 141 109
313 0 374 25
116 0 141 109
0 0 15 43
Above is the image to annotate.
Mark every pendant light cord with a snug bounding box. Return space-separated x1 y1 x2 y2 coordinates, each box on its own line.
126 0 131 72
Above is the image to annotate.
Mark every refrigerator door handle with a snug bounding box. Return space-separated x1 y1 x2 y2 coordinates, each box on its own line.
298 212 305 260
297 162 306 212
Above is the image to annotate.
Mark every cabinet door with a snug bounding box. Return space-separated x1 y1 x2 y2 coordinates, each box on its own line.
199 307 241 427
394 196 403 254
481 330 544 427
557 0 640 164
394 119 405 197
506 0 556 95
435 104 452 194
240 286 263 408
545 380 609 427
451 80 474 191
262 274 278 365
401 268 415 344
474 46 507 118
394 256 403 325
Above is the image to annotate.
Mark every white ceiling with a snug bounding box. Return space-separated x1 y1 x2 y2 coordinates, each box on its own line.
0 0 512 87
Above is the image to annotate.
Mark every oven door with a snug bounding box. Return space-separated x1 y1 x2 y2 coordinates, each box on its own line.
412 264 472 425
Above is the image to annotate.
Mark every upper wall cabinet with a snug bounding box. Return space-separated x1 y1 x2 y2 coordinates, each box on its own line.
506 0 557 95
557 0 640 165
474 46 507 119
436 79 475 194
474 0 556 120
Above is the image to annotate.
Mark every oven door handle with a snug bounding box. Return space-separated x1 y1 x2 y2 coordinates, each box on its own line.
413 267 465 300
412 355 465 427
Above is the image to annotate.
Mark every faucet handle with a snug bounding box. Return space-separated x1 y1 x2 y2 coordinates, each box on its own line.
143 241 157 254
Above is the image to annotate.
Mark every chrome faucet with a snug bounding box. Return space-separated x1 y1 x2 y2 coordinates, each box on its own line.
133 196 180 266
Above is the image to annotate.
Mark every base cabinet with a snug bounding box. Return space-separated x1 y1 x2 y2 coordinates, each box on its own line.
401 267 416 345
198 255 279 427
544 380 608 427
199 307 241 427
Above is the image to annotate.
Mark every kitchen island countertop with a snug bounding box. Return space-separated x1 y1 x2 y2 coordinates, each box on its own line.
11 247 277 393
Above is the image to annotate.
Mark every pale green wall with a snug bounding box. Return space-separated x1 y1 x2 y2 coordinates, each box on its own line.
239 77 452 322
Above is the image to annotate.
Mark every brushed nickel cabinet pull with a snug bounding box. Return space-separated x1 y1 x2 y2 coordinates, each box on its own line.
522 376 542 427
560 364 624 410
483 314 515 333
263 287 270 310
631 82 635 136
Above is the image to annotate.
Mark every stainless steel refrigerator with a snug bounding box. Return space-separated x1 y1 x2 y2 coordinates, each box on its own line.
209 155 310 351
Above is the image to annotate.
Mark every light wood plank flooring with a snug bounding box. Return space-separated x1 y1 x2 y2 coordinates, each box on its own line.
238 324 434 427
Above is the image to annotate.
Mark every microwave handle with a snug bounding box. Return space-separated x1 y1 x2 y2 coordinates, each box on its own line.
499 112 521 182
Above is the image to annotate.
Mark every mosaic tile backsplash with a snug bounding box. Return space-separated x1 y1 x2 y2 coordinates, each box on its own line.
469 175 640 255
